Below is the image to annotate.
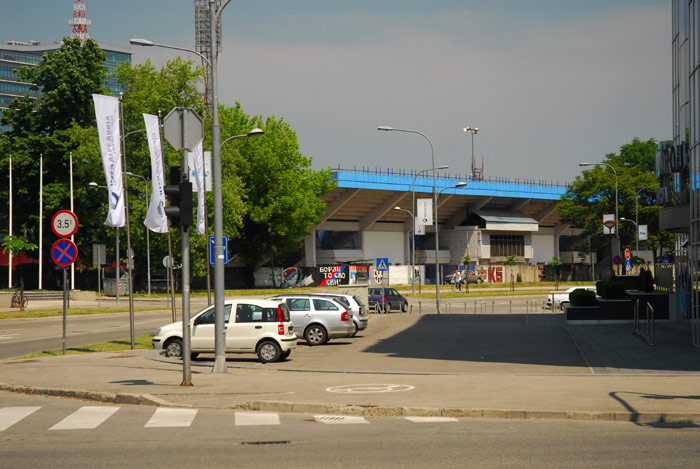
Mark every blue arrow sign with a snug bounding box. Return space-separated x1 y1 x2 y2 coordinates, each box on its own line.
209 235 228 265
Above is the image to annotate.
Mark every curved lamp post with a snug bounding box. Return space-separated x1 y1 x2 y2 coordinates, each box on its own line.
394 206 415 295
437 182 467 296
378 126 443 313
463 126 479 179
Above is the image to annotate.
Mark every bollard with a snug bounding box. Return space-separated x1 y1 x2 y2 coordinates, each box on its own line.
419 301 422 314
509 300 512 313
491 300 494 314
464 302 467 313
474 301 477 314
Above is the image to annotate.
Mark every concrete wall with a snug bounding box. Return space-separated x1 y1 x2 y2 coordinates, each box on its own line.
363 231 405 265
532 232 555 264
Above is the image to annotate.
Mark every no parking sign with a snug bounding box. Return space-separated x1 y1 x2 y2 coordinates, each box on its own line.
51 239 78 267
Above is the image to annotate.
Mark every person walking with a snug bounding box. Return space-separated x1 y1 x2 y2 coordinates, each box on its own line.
454 269 462 291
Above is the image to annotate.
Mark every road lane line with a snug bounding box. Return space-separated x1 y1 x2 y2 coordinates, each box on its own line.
49 406 120 430
235 412 280 426
144 408 198 428
0 407 41 431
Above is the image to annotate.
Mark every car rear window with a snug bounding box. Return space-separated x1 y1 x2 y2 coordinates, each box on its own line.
353 295 365 307
333 296 350 307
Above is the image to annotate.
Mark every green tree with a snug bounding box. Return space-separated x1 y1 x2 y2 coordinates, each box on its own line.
549 256 563 290
218 103 335 286
557 138 670 264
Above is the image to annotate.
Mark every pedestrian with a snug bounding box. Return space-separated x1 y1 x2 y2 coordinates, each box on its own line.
454 269 462 291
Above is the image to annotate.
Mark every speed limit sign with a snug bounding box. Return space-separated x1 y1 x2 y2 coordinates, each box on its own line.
51 210 78 238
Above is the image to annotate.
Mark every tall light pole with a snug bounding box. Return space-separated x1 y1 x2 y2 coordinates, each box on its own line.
635 183 658 260
89 182 119 305
463 126 478 179
619 217 638 257
437 181 467 293
408 165 449 296
394 206 415 295
378 126 443 313
125 171 152 296
579 162 619 272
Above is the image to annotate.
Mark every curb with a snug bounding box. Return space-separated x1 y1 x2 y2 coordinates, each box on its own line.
3 383 699 425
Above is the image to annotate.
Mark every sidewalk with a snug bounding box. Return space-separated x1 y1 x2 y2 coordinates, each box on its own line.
2 312 700 424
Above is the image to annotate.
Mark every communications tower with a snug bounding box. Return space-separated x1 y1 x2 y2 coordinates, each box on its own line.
194 0 221 110
69 0 91 42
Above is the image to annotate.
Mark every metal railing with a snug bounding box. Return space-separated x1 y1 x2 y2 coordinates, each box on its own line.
633 299 655 346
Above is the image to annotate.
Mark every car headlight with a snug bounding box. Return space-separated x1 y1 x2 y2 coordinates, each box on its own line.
155 328 162 336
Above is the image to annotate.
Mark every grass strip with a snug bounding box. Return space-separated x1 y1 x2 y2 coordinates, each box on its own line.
17 335 153 359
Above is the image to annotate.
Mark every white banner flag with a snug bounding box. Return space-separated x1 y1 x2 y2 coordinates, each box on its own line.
416 198 433 226
191 139 206 235
93 94 125 228
143 113 169 233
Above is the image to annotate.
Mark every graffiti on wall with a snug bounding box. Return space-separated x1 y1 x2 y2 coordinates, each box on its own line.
475 266 504 283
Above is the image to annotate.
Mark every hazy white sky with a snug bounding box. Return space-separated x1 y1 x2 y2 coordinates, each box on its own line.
2 0 671 184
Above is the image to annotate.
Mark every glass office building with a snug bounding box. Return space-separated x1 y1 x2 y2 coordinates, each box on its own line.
0 40 131 132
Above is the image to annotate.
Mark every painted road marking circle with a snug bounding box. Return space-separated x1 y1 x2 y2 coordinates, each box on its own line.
326 384 415 394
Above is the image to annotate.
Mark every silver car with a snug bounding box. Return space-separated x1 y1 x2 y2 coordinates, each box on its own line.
266 295 355 345
299 292 369 337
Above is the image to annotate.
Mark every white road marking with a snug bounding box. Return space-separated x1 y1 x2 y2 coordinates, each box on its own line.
404 416 458 423
0 407 41 431
49 406 120 430
314 415 369 424
235 412 280 426
144 408 198 428
0 334 21 340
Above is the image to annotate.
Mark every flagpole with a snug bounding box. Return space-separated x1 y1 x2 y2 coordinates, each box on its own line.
8 154 12 289
39 153 43 290
70 152 75 289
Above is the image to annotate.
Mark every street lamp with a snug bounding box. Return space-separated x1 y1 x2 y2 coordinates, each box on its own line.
394 206 415 295
132 0 237 375
221 128 264 148
89 182 120 306
463 126 479 179
619 217 638 257
437 182 467 295
407 165 449 296
125 171 152 296
579 162 619 272
378 125 443 313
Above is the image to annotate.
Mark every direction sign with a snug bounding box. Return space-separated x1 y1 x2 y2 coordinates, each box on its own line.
376 258 389 271
51 210 78 238
209 235 228 265
51 239 78 267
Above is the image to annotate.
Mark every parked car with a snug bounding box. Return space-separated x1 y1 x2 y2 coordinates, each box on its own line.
265 295 355 345
298 292 369 337
368 287 409 313
152 299 297 363
546 286 597 311
444 270 483 285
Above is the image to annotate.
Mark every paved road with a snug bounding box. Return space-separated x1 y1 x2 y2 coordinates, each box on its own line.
1 392 698 468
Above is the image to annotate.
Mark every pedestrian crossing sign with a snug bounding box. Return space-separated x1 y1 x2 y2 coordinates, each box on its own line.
376 258 389 271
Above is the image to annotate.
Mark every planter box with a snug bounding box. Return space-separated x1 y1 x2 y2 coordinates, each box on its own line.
566 299 634 322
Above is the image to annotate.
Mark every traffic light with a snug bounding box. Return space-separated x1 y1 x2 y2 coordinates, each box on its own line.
164 166 193 227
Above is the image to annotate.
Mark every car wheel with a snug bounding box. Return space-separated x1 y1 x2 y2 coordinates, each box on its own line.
280 349 291 360
257 340 282 363
349 321 358 337
560 302 569 311
165 338 183 358
385 303 392 314
402 302 408 312
304 324 327 346
476 277 483 284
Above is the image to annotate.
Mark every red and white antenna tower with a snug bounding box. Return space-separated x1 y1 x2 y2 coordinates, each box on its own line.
69 0 91 42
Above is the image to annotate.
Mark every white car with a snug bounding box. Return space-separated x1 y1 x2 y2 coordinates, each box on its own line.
266 295 355 345
297 292 369 337
152 299 297 363
546 286 597 311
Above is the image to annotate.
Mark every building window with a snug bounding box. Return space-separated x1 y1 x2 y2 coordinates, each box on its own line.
490 234 524 257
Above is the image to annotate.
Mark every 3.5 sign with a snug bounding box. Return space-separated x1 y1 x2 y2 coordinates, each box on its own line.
51 210 78 238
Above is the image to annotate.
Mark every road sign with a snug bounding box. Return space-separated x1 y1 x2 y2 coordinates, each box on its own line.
625 259 632 272
163 255 172 268
209 235 228 265
51 210 78 238
51 239 78 267
93 244 106 266
376 258 389 271
163 107 203 151
625 248 631 260
613 255 622 265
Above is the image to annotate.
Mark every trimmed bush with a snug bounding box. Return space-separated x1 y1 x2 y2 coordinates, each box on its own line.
569 289 598 307
516 273 522 283
637 267 646 290
641 269 655 292
596 279 627 299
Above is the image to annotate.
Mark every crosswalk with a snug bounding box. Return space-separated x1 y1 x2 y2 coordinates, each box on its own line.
0 405 459 432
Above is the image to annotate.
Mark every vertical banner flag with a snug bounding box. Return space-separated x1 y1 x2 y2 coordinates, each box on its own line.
416 198 433 226
143 113 169 233
639 224 648 241
191 139 205 234
92 94 125 227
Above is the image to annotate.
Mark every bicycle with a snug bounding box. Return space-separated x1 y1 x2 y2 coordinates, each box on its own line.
11 288 28 309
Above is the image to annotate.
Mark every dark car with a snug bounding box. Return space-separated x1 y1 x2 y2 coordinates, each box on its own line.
368 287 408 313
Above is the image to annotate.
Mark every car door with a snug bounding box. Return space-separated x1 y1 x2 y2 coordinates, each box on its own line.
388 288 402 310
227 303 266 351
190 306 216 351
285 298 311 336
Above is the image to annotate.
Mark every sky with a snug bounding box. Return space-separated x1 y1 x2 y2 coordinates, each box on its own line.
1 0 671 184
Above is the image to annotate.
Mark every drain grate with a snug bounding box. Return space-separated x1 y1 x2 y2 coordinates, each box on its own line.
240 441 291 446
